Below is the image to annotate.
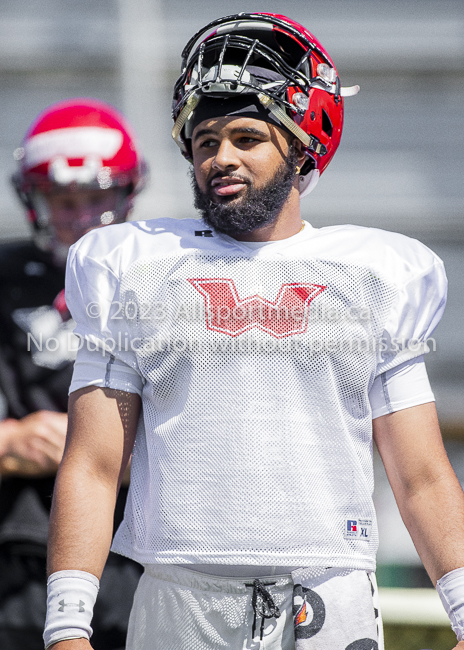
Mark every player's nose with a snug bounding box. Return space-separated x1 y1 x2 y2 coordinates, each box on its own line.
211 138 240 172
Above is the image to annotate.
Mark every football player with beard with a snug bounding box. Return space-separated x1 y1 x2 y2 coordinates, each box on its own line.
0 98 147 649
45 15 464 650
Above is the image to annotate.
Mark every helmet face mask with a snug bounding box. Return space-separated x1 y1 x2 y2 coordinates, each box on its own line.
172 13 358 197
29 185 133 264
12 98 148 258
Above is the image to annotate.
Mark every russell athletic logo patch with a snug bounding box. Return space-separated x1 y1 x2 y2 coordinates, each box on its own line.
187 278 326 339
344 518 372 541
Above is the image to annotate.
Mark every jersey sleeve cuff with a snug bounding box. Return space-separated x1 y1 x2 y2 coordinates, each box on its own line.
369 356 435 419
69 344 144 396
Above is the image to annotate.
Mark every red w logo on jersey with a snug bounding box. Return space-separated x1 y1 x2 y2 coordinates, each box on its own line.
187 278 326 339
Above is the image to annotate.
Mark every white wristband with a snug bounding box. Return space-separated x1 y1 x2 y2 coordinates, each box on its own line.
436 567 464 641
43 570 100 649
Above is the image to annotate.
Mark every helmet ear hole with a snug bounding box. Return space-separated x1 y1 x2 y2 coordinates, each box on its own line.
300 156 316 176
321 109 333 137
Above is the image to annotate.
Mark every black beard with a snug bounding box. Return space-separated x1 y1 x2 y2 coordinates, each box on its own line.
190 147 298 237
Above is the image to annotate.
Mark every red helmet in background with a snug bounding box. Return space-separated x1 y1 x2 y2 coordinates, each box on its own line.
12 98 148 247
172 13 359 196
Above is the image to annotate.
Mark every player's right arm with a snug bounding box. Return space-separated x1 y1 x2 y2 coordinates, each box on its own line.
46 385 140 649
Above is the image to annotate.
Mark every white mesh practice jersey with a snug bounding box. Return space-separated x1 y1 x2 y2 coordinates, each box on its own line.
66 218 447 570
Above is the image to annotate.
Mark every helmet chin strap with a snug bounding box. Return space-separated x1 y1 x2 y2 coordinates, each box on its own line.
172 93 201 155
256 94 327 156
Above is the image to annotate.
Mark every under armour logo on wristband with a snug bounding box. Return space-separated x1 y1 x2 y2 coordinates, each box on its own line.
44 571 98 648
58 599 86 612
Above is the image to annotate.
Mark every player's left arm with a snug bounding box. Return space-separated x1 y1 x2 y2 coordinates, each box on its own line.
374 401 464 649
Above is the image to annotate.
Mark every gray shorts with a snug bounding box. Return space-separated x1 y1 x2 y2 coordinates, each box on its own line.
126 565 383 649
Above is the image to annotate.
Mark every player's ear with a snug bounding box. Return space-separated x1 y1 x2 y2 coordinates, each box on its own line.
292 138 307 168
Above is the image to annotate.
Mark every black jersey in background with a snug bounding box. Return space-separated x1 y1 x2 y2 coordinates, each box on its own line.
0 240 141 650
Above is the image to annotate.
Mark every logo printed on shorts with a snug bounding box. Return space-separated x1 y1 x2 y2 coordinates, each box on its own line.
187 278 326 338
293 585 326 639
344 518 372 541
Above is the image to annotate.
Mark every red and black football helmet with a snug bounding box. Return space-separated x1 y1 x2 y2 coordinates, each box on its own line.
12 98 148 251
172 13 359 196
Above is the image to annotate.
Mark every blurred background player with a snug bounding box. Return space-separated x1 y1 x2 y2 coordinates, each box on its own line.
0 98 147 649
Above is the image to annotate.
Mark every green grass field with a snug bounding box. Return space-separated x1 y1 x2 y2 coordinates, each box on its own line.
384 624 456 650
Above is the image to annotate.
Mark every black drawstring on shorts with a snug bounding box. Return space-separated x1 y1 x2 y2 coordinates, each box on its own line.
245 578 281 641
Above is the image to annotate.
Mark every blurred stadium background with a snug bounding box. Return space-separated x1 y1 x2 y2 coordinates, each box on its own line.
0 0 463 646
